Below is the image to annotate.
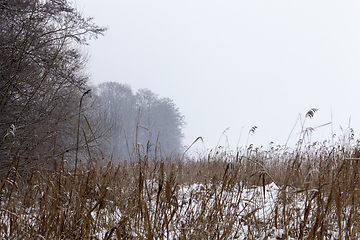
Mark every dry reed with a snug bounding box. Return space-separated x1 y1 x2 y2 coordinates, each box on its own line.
1 132 360 239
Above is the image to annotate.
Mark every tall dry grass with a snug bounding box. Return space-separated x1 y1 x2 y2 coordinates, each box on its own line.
1 130 360 239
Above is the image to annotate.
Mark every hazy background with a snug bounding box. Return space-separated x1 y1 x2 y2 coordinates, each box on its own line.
75 0 360 152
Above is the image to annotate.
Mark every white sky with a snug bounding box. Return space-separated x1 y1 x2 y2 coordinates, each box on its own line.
75 0 360 152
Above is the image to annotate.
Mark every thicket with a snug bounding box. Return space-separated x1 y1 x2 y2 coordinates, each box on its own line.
0 0 106 176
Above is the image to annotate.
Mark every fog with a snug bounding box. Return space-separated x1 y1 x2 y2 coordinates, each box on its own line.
75 0 360 152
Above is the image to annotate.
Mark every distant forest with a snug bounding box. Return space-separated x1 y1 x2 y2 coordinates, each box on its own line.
0 0 185 176
95 82 185 159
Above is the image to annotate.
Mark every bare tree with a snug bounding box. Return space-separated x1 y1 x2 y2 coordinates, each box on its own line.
0 0 106 176
94 82 137 160
94 83 185 160
136 89 185 156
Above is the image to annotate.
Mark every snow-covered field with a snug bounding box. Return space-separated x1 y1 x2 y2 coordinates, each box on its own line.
93 181 285 239
174 181 285 239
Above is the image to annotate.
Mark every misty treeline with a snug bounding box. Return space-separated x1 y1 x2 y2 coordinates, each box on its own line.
0 0 185 177
95 83 185 160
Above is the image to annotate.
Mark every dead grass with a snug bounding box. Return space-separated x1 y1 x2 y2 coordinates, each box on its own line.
1 136 360 239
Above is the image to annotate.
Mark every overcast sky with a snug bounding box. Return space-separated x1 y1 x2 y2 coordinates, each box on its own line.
75 0 360 152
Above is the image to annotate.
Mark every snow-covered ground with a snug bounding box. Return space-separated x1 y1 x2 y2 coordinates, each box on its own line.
175 181 285 239
96 181 288 239
1 177 354 239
